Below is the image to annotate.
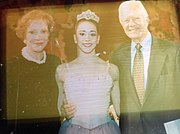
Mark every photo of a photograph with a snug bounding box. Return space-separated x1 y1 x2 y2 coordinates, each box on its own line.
0 0 180 134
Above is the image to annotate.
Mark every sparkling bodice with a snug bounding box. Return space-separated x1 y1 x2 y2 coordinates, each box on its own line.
64 64 113 129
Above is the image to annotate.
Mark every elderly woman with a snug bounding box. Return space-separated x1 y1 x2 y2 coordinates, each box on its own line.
6 9 60 134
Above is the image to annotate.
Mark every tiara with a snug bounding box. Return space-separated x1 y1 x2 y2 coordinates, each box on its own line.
77 10 99 23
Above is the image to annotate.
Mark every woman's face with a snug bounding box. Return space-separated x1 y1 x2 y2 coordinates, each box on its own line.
74 21 100 54
25 19 49 53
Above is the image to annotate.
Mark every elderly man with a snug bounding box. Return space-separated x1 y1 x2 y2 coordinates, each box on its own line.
110 1 180 134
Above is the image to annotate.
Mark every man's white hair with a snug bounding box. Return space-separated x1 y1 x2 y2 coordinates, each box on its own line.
118 0 149 23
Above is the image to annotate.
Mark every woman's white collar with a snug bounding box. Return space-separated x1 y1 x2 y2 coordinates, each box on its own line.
21 47 46 64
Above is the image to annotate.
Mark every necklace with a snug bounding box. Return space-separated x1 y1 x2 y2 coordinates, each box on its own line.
21 47 46 64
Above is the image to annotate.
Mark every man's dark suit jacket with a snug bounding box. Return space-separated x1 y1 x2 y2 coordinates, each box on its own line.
110 38 180 134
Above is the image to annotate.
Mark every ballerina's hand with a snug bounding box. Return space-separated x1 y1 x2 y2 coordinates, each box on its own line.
61 99 76 120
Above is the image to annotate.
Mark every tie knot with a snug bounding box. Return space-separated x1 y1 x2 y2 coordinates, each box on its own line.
135 43 142 51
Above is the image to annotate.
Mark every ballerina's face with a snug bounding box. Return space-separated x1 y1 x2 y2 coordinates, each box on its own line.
74 20 100 54
25 19 49 54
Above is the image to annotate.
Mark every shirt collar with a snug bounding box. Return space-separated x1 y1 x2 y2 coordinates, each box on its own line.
131 32 152 51
21 47 47 64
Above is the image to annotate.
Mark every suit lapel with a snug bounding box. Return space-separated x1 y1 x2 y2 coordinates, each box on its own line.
118 45 141 108
143 39 167 105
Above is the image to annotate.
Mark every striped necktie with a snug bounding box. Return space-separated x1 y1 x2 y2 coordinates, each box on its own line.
133 43 144 105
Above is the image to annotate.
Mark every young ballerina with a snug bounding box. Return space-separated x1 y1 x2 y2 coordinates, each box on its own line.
55 10 120 134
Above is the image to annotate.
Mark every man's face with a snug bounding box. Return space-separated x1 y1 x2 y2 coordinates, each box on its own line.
119 9 149 42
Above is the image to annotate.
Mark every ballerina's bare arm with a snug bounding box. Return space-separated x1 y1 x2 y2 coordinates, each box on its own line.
109 63 120 117
55 64 76 120
55 64 65 117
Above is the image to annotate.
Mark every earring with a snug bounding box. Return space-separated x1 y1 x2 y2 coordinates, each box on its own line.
73 35 77 44
74 39 77 44
50 26 53 32
23 39 26 44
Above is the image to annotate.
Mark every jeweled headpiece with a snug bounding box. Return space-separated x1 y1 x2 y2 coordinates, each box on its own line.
77 10 99 23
